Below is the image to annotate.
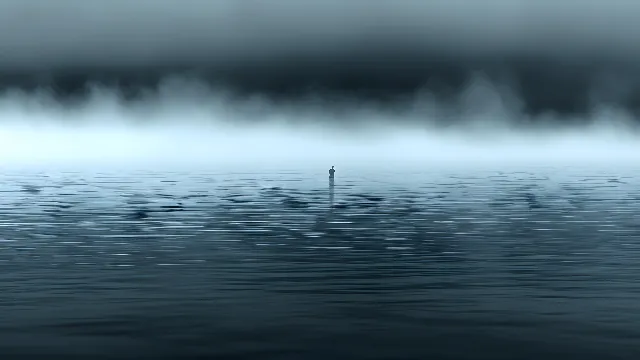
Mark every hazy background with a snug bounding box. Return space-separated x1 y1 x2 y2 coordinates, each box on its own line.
2 0 640 168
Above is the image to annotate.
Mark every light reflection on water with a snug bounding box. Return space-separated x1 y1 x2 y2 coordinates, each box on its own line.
1 167 639 359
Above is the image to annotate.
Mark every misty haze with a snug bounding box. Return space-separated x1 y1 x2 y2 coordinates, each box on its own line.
2 2 640 360
1 1 640 165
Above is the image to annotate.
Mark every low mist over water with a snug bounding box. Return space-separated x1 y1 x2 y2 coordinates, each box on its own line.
2 76 640 169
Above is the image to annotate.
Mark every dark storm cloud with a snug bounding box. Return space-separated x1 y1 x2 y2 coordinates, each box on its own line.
2 0 640 116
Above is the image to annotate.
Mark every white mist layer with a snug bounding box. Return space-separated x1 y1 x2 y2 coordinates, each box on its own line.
1 81 640 171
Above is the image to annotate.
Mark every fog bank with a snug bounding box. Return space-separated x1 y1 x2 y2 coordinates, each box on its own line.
1 77 640 170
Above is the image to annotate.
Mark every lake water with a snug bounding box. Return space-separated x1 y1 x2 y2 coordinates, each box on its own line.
1 166 639 359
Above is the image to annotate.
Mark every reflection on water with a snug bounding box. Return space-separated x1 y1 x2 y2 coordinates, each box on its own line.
329 177 334 208
1 167 640 359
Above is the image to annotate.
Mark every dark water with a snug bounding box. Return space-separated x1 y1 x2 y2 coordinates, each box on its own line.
1 167 640 359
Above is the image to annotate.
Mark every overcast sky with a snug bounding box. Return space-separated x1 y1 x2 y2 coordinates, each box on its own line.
0 0 638 69
1 1 640 118
3 0 640 166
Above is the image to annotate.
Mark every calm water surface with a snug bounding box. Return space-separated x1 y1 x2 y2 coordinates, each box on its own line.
1 166 639 359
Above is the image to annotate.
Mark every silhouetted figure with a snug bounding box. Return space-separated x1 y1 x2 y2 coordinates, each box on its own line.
329 166 335 179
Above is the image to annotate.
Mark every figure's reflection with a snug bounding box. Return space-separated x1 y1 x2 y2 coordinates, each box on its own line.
329 178 335 209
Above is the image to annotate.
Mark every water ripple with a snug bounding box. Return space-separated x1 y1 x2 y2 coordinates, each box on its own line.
1 167 640 359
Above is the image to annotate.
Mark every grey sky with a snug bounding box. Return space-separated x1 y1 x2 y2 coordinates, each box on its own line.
0 0 639 70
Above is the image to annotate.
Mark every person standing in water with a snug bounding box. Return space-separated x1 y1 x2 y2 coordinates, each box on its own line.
329 166 335 179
